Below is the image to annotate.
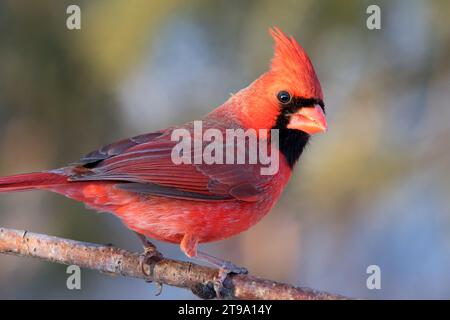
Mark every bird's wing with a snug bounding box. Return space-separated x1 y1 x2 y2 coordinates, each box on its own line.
69 121 275 202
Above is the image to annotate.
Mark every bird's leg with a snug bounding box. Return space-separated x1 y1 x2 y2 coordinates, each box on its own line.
180 233 248 298
135 231 160 257
196 251 248 274
134 231 162 282
195 251 248 299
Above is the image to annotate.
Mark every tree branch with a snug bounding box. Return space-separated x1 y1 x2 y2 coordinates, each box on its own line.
0 226 347 300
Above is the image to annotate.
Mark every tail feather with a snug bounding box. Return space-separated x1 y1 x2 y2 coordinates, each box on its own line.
0 172 68 192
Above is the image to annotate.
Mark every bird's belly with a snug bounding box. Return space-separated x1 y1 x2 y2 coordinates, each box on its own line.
50 181 280 244
113 193 275 244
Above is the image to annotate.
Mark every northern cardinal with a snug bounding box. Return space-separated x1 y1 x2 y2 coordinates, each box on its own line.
0 27 326 284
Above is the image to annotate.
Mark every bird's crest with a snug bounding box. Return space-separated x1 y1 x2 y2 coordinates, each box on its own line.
269 27 322 99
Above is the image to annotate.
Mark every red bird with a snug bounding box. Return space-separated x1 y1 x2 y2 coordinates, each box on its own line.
0 28 326 281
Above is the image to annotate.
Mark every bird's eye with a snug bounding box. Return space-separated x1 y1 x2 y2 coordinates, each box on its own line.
277 91 291 104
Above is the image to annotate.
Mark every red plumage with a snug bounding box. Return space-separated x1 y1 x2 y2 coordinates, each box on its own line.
0 27 326 262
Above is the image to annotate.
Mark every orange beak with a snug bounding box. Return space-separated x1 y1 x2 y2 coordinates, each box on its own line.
287 104 327 134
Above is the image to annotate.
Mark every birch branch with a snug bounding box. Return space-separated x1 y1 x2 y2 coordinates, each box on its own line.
0 226 347 300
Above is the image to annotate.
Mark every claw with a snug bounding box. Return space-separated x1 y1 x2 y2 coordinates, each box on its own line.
214 269 228 298
138 253 153 282
154 282 163 296
213 264 248 299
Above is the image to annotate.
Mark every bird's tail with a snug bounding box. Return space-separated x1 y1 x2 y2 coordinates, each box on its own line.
0 172 67 192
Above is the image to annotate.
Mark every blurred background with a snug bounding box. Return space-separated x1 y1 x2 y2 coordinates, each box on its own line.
0 0 449 299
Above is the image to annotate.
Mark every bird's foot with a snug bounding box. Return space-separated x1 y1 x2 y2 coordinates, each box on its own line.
134 232 162 283
214 263 248 299
138 244 162 282
195 251 248 299
138 245 164 295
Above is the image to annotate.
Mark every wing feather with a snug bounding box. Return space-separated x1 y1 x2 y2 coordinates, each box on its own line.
70 120 274 202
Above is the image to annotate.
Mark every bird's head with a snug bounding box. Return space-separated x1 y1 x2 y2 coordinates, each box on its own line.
235 27 326 136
